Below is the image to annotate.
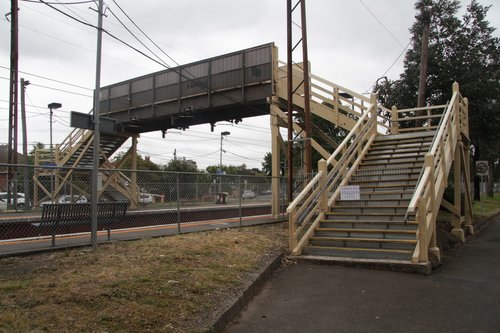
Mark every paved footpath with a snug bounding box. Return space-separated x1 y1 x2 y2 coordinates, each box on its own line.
227 218 500 333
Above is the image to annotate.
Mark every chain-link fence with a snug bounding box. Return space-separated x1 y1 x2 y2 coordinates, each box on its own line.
0 164 288 256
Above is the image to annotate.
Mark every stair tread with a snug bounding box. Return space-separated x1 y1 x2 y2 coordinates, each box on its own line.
321 219 417 224
311 236 417 243
317 228 416 234
304 245 413 254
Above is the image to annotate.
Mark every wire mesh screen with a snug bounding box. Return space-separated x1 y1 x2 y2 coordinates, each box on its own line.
0 164 286 256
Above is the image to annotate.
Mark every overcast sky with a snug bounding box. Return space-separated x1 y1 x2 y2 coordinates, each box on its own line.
1 0 499 170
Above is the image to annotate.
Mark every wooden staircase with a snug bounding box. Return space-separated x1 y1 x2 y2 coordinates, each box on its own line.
33 129 136 206
286 82 473 271
303 132 434 261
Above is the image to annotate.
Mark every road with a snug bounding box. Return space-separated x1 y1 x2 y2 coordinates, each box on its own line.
227 217 500 333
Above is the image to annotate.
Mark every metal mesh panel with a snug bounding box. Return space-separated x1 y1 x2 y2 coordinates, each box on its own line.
0 164 286 256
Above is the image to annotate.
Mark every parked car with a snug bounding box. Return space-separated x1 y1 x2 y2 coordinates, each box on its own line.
139 193 154 204
41 195 88 205
0 192 26 210
241 190 256 199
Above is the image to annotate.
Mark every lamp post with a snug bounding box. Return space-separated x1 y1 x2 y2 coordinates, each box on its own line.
48 102 62 202
219 131 230 192
47 102 62 164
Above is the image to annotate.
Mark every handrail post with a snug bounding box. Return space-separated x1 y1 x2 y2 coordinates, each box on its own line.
370 93 378 135
391 105 399 134
417 197 428 262
289 208 297 251
318 159 327 211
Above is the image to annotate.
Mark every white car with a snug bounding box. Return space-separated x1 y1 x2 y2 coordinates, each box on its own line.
241 190 256 199
139 193 154 204
41 195 88 205
0 192 26 210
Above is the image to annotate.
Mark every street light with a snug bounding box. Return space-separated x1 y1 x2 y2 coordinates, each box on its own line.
219 131 230 192
48 102 62 201
47 102 62 164
220 131 230 171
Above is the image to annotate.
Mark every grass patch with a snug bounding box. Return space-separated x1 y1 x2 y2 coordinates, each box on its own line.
0 223 286 332
473 192 500 218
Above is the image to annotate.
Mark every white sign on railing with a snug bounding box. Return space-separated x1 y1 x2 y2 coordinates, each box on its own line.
340 185 360 201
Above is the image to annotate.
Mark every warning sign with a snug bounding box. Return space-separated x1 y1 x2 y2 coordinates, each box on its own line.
340 185 360 201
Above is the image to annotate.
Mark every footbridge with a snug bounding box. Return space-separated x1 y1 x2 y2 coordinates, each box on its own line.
34 42 472 268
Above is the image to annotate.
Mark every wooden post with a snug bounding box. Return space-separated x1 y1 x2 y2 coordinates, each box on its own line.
318 159 327 211
270 105 281 219
391 105 399 134
451 145 465 242
417 197 428 262
370 93 378 135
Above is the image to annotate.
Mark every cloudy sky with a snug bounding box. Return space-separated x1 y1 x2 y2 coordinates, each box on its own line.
1 0 499 170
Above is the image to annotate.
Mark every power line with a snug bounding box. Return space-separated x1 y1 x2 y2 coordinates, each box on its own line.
0 65 93 91
21 0 95 4
363 39 412 94
358 0 405 49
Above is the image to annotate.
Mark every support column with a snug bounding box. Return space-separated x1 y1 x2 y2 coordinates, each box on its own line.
271 106 281 219
451 144 465 242
130 135 138 209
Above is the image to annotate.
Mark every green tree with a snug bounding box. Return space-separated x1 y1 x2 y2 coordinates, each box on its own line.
377 0 500 197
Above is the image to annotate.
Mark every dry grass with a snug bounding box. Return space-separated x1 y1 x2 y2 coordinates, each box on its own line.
0 223 287 333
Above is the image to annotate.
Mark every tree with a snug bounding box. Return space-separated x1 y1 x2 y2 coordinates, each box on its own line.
377 0 500 197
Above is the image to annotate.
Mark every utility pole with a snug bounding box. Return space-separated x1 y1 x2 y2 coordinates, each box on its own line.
173 148 177 161
417 8 431 126
91 0 104 249
20 78 30 208
7 0 19 207
286 0 312 203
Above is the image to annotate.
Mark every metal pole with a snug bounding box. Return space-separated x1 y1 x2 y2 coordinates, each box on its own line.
20 78 30 208
301 0 312 177
7 0 19 209
239 176 242 226
49 106 54 202
177 173 181 234
219 133 223 193
91 0 104 249
286 0 294 204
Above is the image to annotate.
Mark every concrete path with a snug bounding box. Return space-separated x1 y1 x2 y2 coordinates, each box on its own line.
227 218 500 333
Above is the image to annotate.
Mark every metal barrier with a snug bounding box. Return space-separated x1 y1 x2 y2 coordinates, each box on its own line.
0 164 287 256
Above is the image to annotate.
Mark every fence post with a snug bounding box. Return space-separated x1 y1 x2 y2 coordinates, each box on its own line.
176 173 181 234
239 176 242 226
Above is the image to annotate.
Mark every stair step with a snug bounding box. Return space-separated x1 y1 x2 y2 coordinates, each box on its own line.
330 206 408 214
351 181 418 189
309 236 416 250
374 131 435 142
355 167 422 175
302 246 413 261
315 228 416 239
364 152 427 161
360 191 414 200
351 173 420 182
358 161 424 170
336 199 410 207
325 212 413 221
319 220 418 230
369 143 431 153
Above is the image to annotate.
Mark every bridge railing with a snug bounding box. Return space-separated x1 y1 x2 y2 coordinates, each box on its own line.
407 82 472 263
287 95 379 254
